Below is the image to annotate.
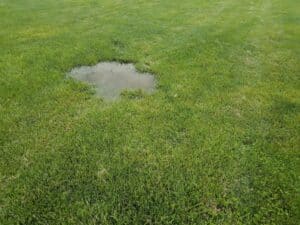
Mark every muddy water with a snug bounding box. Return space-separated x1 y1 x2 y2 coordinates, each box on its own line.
68 62 155 100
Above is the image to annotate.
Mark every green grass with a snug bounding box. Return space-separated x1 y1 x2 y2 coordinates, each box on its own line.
0 0 299 224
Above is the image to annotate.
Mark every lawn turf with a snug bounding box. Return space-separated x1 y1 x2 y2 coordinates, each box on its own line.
0 0 299 224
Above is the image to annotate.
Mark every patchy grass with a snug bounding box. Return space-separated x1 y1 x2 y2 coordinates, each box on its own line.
0 0 299 224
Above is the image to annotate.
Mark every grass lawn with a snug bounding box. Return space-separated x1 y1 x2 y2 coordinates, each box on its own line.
0 0 299 224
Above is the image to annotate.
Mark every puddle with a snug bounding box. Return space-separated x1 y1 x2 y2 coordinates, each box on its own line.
68 62 156 100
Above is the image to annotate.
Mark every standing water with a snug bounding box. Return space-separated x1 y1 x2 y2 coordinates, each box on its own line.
68 62 156 100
